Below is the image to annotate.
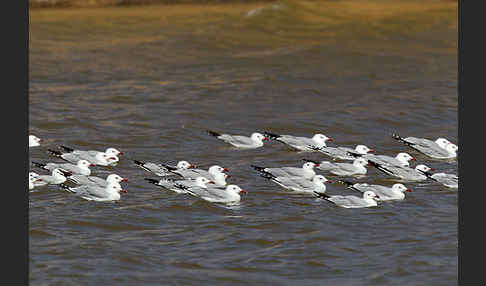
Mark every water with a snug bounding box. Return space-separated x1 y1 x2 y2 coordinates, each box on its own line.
29 1 458 285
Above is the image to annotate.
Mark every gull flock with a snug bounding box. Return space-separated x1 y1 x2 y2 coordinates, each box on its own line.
28 130 458 208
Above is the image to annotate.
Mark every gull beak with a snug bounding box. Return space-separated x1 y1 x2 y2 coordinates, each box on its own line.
327 179 332 183
225 174 231 179
327 138 333 142
223 168 229 172
120 189 127 193
239 189 248 194
375 194 380 198
118 151 124 155
263 137 269 141
368 149 375 153
411 157 417 161
209 181 215 184
121 178 128 182
190 164 197 169
89 163 95 167
406 189 412 192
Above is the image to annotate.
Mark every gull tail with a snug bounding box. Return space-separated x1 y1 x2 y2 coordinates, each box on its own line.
32 161 47 170
144 178 160 185
207 130 221 137
48 149 66 159
337 180 354 187
59 145 75 153
59 183 75 193
314 191 331 199
391 133 414 146
263 131 281 140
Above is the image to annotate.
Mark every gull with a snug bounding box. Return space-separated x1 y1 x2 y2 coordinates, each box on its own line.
257 171 331 195
414 165 458 189
338 180 411 201
35 168 73 186
207 130 269 149
310 144 374 160
32 159 94 176
315 191 380 208
69 173 128 188
168 165 229 182
60 183 126 202
251 160 320 180
58 145 123 165
392 134 457 159
29 135 42 148
367 161 428 181
133 160 196 177
144 176 215 194
182 184 247 204
263 131 333 151
359 152 416 168
316 158 369 176
29 175 42 190
48 149 118 166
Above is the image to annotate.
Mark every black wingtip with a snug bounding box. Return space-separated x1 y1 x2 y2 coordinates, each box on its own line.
337 180 354 187
263 131 280 140
250 164 266 172
59 183 74 193
314 191 331 199
346 151 361 158
133 160 145 166
207 130 221 137
144 178 160 185
302 158 320 165
47 149 63 158
31 161 47 169
59 145 74 153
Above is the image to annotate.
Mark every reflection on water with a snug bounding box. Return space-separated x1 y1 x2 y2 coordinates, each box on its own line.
29 1 457 285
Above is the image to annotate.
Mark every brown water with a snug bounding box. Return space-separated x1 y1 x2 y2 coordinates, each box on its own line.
29 1 458 285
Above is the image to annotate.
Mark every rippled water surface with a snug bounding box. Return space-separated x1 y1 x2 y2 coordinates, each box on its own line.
29 1 458 285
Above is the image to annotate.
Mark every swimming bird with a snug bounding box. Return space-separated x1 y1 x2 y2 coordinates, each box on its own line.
58 145 123 165
367 161 428 181
34 168 73 186
310 144 374 160
69 173 128 188
258 171 331 195
32 159 94 176
168 165 229 183
144 176 215 194
338 180 411 201
207 130 268 149
263 131 333 151
29 135 42 148
315 190 380 208
133 160 196 177
252 160 320 180
60 183 126 202
359 152 416 168
29 175 42 190
414 165 458 188
391 134 457 159
181 184 247 204
315 158 369 176
48 149 118 166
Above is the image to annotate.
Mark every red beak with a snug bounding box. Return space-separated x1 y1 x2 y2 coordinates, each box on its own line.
263 137 269 141
411 157 416 161
368 149 375 153
430 168 435 171
225 174 231 178
327 179 332 183
327 138 333 142
118 152 123 155
223 168 229 172
110 157 117 160
90 163 95 167
190 165 196 169
120 189 127 193
239 189 247 194
375 194 380 198
406 189 412 192
122 178 128 182
209 181 215 184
